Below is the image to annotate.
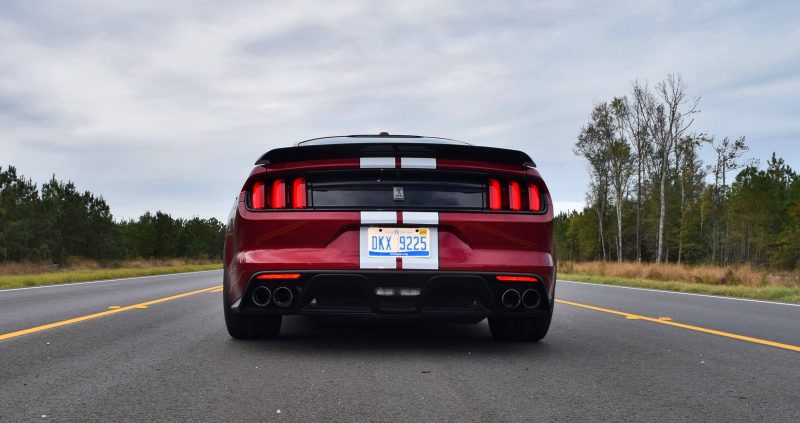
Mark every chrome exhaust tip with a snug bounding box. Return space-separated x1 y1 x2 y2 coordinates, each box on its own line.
251 286 271 307
273 286 293 308
522 289 541 309
501 289 521 310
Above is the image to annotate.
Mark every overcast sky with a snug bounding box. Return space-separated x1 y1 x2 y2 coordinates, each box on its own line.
2 1 799 221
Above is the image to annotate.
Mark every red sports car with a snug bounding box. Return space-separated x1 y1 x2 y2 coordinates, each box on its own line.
223 134 555 341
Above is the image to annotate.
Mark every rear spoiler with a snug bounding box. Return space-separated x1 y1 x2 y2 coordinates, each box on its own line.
255 143 536 167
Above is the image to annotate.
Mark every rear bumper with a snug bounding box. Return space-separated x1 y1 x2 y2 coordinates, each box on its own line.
230 270 553 319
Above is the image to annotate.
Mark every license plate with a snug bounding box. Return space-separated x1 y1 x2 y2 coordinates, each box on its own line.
367 227 431 257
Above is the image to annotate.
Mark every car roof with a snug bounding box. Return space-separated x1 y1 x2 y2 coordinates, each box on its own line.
296 134 470 146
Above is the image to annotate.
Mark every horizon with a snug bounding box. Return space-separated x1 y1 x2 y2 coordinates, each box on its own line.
2 1 799 221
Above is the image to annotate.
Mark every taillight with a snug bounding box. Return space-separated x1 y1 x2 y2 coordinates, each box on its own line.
486 178 544 213
271 179 286 209
252 181 266 209
488 179 501 210
292 177 306 209
528 183 541 212
496 275 538 282
508 181 521 211
256 273 301 280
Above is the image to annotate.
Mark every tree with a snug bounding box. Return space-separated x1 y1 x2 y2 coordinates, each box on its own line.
624 82 653 262
706 136 750 264
643 74 699 263
608 97 633 262
674 134 706 264
575 103 615 260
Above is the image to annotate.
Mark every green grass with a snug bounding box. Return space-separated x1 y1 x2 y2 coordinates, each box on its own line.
560 273 800 304
0 263 223 290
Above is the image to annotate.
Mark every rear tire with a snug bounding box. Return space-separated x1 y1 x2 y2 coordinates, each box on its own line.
225 308 282 339
489 312 551 342
223 273 282 339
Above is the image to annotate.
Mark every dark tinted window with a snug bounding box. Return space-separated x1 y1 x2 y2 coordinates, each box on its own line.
311 174 484 210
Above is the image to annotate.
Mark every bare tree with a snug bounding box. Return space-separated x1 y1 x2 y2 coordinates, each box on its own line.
624 82 653 262
643 74 700 263
609 98 633 262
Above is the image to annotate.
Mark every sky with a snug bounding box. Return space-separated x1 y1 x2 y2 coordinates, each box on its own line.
1 0 799 221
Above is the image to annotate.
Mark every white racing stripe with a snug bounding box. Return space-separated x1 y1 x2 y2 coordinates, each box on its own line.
360 211 396 224
402 211 439 225
401 157 436 169
360 157 395 169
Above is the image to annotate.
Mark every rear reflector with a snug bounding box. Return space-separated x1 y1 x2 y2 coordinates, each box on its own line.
292 177 306 209
488 179 501 211
508 181 521 211
496 275 538 282
256 273 301 280
252 181 266 209
271 179 286 209
528 183 541 212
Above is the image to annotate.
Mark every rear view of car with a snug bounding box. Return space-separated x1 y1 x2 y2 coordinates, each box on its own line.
223 134 555 341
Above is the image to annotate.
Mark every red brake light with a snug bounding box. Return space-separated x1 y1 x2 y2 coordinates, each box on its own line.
509 181 521 211
271 179 286 209
488 179 501 211
528 183 541 212
292 177 306 209
256 273 301 280
496 275 538 282
252 181 266 209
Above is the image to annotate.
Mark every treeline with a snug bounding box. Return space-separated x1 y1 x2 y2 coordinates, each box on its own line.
0 166 225 263
559 74 800 269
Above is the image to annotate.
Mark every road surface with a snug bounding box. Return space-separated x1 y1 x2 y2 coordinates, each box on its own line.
1 270 798 422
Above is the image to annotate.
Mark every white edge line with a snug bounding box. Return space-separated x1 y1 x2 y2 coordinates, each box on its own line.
559 279 800 308
0 269 221 293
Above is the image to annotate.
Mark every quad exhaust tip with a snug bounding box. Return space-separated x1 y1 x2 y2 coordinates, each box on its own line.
501 289 521 310
273 286 294 308
251 286 272 307
522 289 541 309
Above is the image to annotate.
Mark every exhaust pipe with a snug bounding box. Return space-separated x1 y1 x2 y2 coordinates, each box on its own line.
522 289 541 309
500 289 521 310
251 286 271 307
273 286 293 308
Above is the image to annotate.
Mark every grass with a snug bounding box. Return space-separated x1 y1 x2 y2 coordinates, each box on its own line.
0 259 222 290
560 261 800 303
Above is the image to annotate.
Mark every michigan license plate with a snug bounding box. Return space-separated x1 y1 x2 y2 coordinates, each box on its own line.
367 227 430 257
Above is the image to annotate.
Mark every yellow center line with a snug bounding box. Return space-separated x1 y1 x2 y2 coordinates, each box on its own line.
556 299 800 353
0 285 221 342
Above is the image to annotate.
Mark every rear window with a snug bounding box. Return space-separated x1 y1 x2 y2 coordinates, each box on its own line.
312 175 484 210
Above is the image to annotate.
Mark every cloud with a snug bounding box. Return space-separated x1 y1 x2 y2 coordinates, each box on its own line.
1 0 798 220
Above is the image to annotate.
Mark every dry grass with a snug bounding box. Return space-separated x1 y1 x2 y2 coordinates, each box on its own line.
559 261 799 287
0 258 217 276
0 258 222 289
559 261 800 303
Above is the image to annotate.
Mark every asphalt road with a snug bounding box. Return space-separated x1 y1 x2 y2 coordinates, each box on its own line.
1 271 798 422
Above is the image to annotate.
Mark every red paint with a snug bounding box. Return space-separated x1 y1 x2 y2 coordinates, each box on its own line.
224 149 555 307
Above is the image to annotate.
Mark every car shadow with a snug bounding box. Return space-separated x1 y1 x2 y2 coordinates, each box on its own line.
229 316 554 357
